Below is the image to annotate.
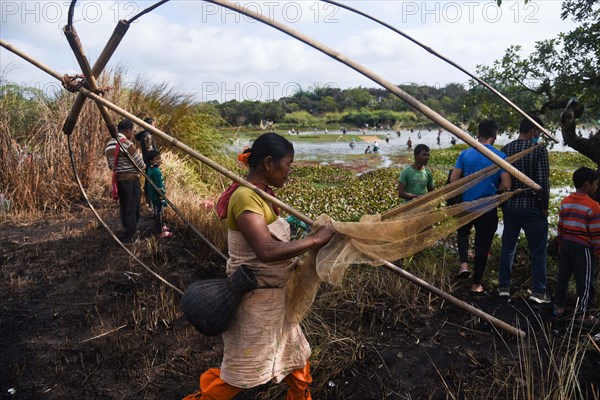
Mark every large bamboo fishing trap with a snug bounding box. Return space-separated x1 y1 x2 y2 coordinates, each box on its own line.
1 0 556 338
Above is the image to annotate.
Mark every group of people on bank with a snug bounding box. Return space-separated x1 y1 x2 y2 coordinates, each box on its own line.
104 118 172 244
103 117 598 399
398 116 600 324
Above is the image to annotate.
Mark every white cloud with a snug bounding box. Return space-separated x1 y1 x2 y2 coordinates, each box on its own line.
1 0 576 101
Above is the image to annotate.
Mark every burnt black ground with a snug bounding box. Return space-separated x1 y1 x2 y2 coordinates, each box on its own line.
1 208 599 399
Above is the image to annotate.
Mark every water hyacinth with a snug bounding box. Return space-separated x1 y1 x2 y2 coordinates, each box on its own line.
280 165 402 221
277 148 591 230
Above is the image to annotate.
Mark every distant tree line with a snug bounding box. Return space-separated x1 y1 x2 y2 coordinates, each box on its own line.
213 83 468 129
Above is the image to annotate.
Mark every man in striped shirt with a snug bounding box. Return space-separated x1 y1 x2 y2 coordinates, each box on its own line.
105 119 146 244
554 167 600 319
497 116 551 303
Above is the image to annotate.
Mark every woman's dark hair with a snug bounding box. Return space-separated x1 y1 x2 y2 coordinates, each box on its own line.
247 133 294 169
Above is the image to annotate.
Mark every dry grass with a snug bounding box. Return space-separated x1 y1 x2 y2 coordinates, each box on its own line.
159 151 228 251
3 73 599 399
0 71 230 242
430 298 600 400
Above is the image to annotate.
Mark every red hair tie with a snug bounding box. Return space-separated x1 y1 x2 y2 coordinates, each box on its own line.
237 147 251 167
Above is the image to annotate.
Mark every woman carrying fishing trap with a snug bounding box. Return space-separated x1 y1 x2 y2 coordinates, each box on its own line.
183 132 336 400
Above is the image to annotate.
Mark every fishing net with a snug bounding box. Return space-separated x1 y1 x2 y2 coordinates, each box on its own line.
284 144 541 322
285 247 321 324
316 191 517 286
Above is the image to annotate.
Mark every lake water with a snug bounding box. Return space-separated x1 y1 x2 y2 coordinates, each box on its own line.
231 128 587 165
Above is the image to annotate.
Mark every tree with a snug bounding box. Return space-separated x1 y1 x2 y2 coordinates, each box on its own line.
339 88 375 110
469 0 599 200
317 96 338 114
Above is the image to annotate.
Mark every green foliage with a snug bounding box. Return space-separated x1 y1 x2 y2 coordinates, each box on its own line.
559 1 600 110
339 87 375 110
322 112 344 124
470 0 600 139
282 110 318 127
547 153 596 187
0 80 46 137
429 146 468 168
317 95 338 113
467 44 549 132
549 151 597 169
290 165 355 184
280 109 418 130
340 109 417 127
549 169 575 187
216 99 285 126
279 166 401 221
215 83 467 131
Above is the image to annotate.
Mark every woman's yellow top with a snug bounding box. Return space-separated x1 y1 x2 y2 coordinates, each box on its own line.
226 186 277 231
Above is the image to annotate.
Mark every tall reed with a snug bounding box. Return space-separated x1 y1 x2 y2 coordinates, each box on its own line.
0 70 231 232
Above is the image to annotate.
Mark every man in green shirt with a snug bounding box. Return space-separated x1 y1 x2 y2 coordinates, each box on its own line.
398 144 434 201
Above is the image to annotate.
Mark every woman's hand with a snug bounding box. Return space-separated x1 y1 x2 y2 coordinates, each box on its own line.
237 212 336 262
312 223 336 249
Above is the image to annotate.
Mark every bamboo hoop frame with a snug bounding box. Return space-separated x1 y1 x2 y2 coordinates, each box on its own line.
62 20 130 136
0 38 526 338
62 0 171 134
204 0 540 192
63 24 117 137
321 0 558 143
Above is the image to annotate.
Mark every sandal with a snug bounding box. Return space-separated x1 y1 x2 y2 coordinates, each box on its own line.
158 231 173 239
456 270 471 279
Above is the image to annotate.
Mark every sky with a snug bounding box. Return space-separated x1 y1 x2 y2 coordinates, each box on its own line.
0 0 576 102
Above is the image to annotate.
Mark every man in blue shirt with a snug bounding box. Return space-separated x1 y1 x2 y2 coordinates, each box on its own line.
449 120 511 295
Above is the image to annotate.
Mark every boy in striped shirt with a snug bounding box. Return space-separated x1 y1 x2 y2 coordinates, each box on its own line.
554 167 600 321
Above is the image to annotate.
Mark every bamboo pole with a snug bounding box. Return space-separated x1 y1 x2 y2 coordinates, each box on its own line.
63 25 117 137
62 20 130 135
380 261 524 337
0 38 525 338
204 0 540 192
62 0 170 135
1 40 314 225
321 0 558 143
